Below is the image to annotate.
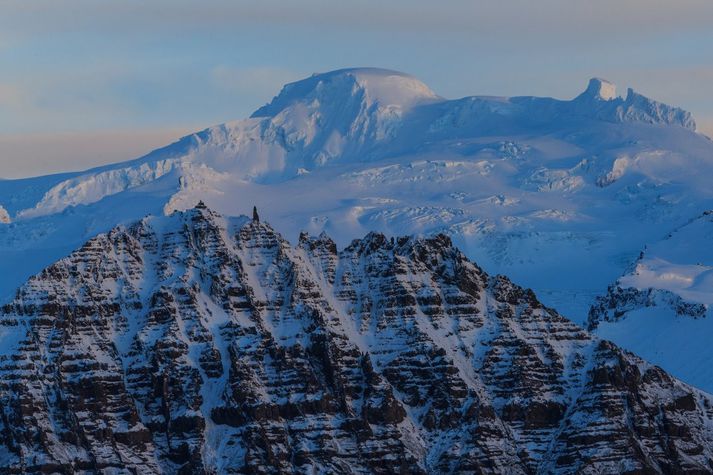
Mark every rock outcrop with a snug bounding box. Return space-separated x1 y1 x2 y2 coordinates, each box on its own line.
0 205 712 473
588 284 707 330
573 78 696 129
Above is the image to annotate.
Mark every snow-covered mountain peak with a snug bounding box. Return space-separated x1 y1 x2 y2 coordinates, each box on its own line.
252 67 440 119
234 68 445 177
579 77 618 101
1 67 711 327
570 78 695 129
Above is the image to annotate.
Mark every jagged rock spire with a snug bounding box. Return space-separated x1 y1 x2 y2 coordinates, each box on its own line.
581 77 617 101
252 206 260 223
0 207 712 472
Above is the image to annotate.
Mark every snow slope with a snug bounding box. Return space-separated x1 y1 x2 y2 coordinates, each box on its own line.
2 205 713 473
589 211 713 392
0 67 712 346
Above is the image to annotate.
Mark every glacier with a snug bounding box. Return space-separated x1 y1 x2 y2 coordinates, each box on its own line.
589 211 713 392
1 67 713 392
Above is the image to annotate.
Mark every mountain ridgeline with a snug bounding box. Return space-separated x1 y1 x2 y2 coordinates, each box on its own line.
1 67 712 343
0 205 712 473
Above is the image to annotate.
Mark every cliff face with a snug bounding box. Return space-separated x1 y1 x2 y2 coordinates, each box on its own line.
0 205 712 474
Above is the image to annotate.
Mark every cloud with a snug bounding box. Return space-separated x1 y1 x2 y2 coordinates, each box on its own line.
0 0 711 177
697 119 713 139
2 0 712 43
630 67 713 105
0 69 141 134
0 83 23 108
0 61 303 134
0 127 197 179
210 66 301 102
0 82 62 128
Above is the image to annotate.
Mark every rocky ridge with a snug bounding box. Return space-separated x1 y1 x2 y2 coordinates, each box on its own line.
0 204 712 473
2 67 713 341
588 285 707 330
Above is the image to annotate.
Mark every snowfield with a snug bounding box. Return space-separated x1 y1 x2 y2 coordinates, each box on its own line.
1 67 713 391
589 211 713 391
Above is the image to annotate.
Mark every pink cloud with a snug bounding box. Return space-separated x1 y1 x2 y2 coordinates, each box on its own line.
0 127 197 179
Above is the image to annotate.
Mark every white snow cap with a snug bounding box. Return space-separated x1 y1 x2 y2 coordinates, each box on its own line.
583 78 617 101
252 68 440 117
343 68 440 107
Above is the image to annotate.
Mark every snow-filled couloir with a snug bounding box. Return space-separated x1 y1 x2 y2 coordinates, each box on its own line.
2 205 713 473
1 68 713 395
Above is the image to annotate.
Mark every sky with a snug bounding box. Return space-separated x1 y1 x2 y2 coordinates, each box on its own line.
1 0 712 178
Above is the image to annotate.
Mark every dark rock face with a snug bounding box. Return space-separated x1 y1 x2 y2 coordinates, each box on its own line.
588 284 707 330
0 206 712 473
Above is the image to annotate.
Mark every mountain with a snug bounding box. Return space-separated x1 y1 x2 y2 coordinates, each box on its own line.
1 205 713 473
1 67 713 390
589 210 713 392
